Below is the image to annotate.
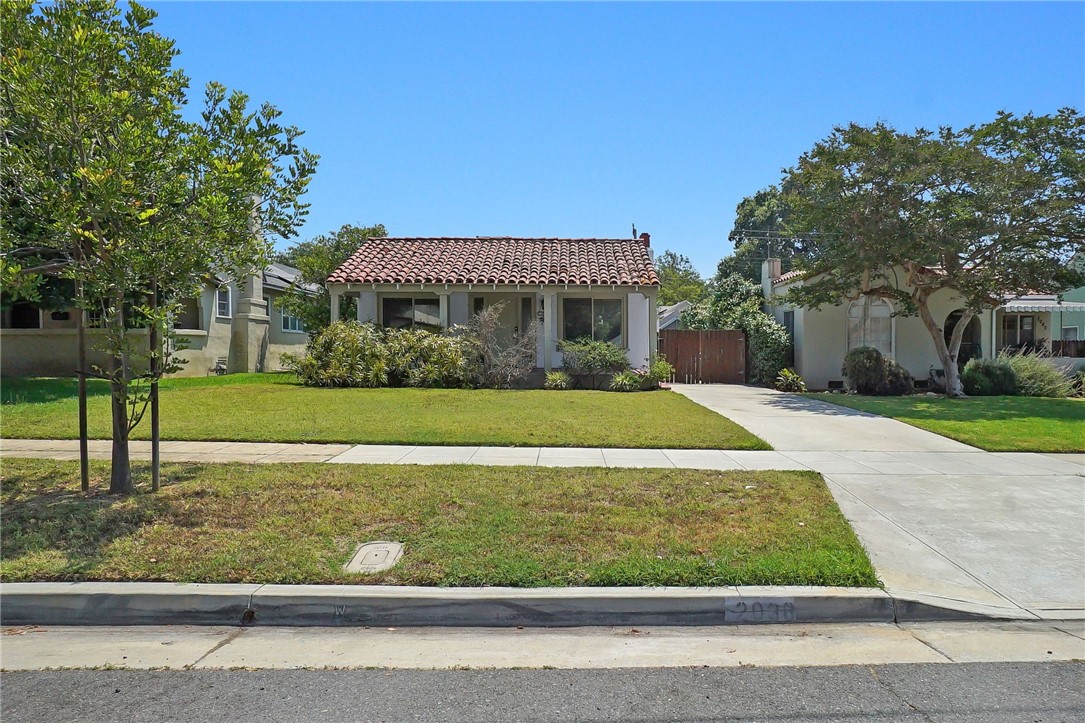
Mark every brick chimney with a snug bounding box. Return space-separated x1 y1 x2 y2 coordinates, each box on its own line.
639 232 651 248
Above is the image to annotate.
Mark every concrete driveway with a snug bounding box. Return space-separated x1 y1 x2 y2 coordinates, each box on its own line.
671 384 1085 619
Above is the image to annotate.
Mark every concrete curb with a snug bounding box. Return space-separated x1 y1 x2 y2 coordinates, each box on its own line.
0 582 1041 627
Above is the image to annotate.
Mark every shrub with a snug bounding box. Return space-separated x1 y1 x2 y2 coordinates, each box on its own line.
646 355 675 386
961 358 1017 396
383 327 469 388
876 359 914 396
558 338 630 389
453 302 537 389
999 350 1075 398
774 368 807 393
744 312 792 385
842 347 884 395
1072 370 1085 398
544 370 571 390
609 369 641 392
286 320 390 388
961 364 994 396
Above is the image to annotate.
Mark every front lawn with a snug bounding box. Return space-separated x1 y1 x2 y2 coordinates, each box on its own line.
806 393 1085 453
0 374 768 450
0 458 875 587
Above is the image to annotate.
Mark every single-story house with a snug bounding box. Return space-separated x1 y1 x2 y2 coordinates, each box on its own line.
762 259 1085 390
326 235 661 370
658 300 692 331
0 263 315 377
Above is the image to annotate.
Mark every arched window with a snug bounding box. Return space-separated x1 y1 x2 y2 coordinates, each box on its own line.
847 297 893 357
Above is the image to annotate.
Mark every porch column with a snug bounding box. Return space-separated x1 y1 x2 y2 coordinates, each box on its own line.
438 293 450 329
543 292 556 370
330 286 342 323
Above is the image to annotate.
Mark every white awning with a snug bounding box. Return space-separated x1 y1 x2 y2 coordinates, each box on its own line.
1001 299 1085 313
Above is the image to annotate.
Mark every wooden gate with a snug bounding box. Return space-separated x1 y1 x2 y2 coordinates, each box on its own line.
659 329 746 384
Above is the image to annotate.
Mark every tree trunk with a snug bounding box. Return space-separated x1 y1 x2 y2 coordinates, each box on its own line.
109 294 134 494
76 280 89 494
150 282 160 493
914 295 975 397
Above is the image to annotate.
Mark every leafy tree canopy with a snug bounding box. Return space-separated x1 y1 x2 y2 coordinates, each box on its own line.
780 109 1085 395
1 0 318 491
275 223 387 333
655 250 708 306
716 185 797 284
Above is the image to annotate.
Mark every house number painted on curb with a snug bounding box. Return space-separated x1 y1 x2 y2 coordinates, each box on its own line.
724 599 796 623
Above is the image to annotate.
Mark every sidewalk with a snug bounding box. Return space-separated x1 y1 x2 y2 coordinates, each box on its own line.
1 437 1081 475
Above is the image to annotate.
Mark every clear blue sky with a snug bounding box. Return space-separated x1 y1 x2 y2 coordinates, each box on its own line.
148 1 1084 276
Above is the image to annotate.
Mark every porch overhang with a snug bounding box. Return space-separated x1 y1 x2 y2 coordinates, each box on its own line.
1000 300 1085 313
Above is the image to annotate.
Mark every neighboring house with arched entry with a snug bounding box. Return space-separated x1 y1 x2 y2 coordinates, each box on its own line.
760 258 1085 390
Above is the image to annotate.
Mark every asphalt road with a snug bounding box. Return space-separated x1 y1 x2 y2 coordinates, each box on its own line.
3 662 1083 722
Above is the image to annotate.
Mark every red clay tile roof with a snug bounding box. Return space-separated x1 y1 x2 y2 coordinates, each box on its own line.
328 237 661 286
772 269 806 285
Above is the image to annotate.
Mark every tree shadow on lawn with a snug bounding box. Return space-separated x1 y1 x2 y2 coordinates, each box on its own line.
813 394 1084 424
1 377 113 405
0 462 206 578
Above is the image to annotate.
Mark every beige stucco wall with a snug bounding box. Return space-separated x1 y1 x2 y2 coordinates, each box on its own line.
769 274 996 390
1 282 308 378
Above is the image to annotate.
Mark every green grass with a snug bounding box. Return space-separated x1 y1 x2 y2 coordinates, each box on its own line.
806 393 1085 453
0 374 768 450
0 458 877 587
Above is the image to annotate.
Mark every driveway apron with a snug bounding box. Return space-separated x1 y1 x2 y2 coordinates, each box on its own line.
671 384 1085 619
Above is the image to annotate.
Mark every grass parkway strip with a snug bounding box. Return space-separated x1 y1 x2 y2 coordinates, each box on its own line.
0 375 768 450
804 393 1085 453
0 459 876 588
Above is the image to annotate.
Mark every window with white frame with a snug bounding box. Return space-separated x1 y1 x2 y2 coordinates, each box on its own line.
562 298 623 346
281 305 304 332
847 297 892 357
216 286 231 318
1063 326 1080 341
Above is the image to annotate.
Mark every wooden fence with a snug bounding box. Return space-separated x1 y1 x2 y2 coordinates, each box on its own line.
659 329 746 384
1051 340 1085 358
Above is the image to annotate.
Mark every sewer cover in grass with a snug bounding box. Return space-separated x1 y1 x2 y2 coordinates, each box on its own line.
343 541 404 573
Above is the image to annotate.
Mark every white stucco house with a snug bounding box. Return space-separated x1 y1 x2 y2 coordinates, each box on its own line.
326 235 661 370
0 263 315 377
761 258 1085 390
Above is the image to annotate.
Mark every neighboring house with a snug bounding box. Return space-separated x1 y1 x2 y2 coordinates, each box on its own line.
326 235 661 369
762 258 1085 390
658 300 691 331
0 263 316 377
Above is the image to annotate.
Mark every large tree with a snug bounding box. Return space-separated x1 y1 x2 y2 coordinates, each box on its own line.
1 0 317 492
781 110 1085 396
655 249 708 306
275 223 387 333
716 185 796 284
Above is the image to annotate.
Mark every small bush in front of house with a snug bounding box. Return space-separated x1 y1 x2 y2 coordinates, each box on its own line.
544 370 571 390
609 369 641 392
876 359 915 396
842 347 885 395
287 320 391 388
558 338 630 389
1000 349 1075 398
774 368 807 393
1072 370 1085 398
453 302 538 389
646 355 675 387
384 327 470 388
961 358 1017 396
